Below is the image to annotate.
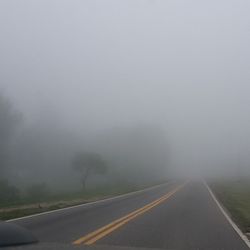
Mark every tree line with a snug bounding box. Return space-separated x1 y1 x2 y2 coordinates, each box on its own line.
0 91 168 206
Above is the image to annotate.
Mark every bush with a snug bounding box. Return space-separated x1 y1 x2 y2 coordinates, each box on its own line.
0 179 20 205
26 183 50 202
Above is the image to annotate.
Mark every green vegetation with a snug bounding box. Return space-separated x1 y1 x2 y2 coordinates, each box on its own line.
26 183 51 202
0 180 20 205
211 179 250 234
0 180 164 220
0 91 168 221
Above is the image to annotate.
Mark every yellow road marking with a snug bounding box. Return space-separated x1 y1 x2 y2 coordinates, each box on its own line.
73 183 186 245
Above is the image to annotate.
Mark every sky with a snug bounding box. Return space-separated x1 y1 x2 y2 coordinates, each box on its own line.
1 0 250 176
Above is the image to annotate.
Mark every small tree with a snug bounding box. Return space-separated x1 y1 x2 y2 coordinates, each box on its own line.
72 152 107 190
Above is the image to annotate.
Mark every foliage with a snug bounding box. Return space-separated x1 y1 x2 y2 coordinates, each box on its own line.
26 183 50 202
0 179 20 204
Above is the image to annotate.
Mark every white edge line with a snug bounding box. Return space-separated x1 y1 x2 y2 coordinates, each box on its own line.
7 181 171 222
204 181 250 249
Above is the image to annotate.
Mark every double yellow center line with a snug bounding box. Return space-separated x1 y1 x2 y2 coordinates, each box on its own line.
73 183 186 245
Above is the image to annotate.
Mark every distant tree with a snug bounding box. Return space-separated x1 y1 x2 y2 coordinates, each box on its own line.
72 152 107 190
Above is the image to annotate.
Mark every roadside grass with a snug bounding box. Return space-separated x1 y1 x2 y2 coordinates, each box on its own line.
211 179 250 234
0 181 165 221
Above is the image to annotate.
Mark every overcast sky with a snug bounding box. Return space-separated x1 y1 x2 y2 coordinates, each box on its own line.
1 0 250 176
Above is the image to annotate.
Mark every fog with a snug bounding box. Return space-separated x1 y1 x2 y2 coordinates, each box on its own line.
1 0 250 195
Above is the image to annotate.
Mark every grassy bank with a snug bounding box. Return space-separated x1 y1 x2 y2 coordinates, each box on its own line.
0 181 165 221
211 179 250 235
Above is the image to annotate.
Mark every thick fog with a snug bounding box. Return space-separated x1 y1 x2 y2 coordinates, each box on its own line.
1 0 250 192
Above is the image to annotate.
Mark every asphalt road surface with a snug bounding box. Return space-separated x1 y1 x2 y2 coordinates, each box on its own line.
10 181 249 250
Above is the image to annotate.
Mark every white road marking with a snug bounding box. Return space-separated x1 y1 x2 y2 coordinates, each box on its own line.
7 182 171 222
204 181 250 249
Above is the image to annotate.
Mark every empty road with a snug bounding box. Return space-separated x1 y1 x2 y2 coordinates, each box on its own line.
10 181 249 250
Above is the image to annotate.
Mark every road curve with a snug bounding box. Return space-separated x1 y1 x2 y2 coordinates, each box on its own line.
11 181 249 250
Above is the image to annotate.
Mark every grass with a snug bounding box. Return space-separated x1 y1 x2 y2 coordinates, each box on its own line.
0 181 165 221
211 179 250 234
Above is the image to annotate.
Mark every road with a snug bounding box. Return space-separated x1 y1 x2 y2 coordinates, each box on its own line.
10 181 249 250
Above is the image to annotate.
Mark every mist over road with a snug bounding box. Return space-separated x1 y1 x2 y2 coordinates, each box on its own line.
11 182 249 250
1 1 250 249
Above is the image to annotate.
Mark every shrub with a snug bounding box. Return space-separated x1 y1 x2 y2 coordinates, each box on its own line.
26 183 50 202
0 179 20 205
